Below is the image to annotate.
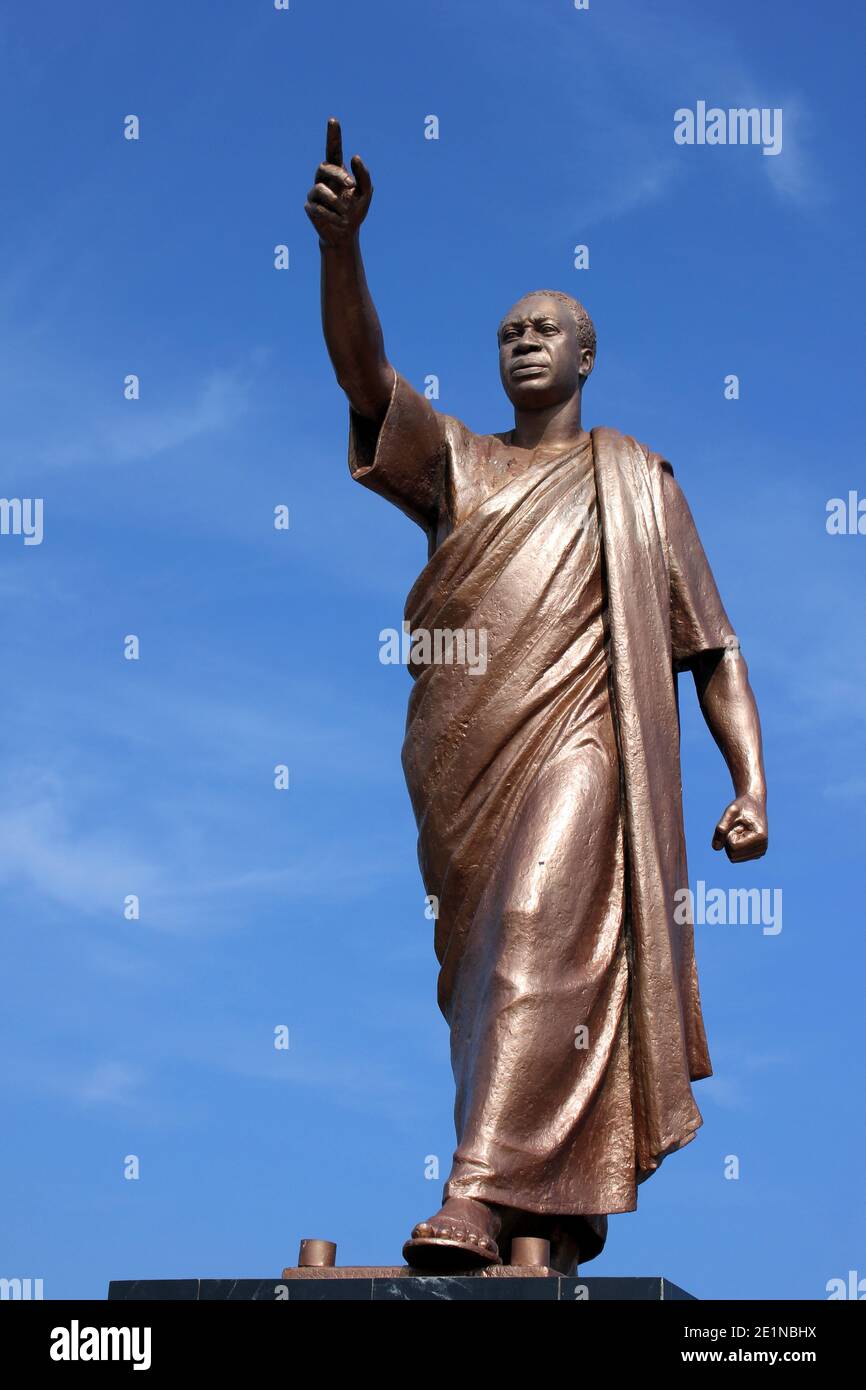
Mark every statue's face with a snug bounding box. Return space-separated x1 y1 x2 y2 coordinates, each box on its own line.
497 295 593 411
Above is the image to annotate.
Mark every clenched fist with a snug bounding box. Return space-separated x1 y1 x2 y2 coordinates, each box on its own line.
712 793 768 863
305 117 373 249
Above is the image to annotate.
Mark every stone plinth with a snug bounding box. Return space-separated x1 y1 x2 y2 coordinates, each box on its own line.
108 1275 696 1302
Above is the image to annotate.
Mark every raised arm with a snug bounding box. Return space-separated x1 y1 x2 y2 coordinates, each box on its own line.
692 645 768 863
305 117 394 423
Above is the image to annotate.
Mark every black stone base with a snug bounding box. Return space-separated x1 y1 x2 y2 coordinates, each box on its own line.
108 1275 696 1302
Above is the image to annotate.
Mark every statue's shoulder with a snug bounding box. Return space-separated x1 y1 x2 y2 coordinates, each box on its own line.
434 408 492 449
444 419 521 460
591 425 674 478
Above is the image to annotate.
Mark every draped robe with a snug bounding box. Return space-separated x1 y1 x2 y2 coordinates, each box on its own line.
349 371 736 1261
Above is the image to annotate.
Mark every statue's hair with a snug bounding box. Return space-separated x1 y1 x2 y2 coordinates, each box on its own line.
504 289 597 360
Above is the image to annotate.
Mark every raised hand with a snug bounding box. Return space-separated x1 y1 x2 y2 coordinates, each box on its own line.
305 117 373 249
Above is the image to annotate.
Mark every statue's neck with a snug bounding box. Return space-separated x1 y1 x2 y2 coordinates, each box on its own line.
510 394 584 451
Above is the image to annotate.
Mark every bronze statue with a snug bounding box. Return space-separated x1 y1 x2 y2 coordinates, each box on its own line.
305 118 768 1275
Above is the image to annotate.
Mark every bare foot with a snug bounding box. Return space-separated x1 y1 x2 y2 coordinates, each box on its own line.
403 1197 502 1270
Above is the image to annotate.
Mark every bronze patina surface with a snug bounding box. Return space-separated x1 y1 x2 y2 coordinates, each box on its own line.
305 119 768 1275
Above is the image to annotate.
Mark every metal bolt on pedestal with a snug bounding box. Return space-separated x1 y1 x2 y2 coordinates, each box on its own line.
510 1237 550 1269
297 1239 337 1268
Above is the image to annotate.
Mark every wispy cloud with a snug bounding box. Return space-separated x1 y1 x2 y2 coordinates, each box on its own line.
576 158 682 229
701 1048 791 1112
0 794 162 917
39 366 251 469
77 1061 144 1106
823 777 866 802
5 1057 146 1110
0 767 396 935
761 96 824 205
478 0 826 225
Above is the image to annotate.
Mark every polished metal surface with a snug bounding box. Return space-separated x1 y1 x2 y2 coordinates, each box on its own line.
306 119 768 1274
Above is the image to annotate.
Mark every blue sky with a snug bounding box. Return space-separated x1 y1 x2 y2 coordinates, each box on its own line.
0 0 863 1300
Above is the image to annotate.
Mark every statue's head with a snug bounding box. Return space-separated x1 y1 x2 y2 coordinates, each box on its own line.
497 291 596 411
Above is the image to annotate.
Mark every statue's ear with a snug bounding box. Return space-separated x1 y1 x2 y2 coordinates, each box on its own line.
579 346 595 383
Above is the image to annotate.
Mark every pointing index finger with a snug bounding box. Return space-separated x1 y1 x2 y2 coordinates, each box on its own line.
326 117 344 169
